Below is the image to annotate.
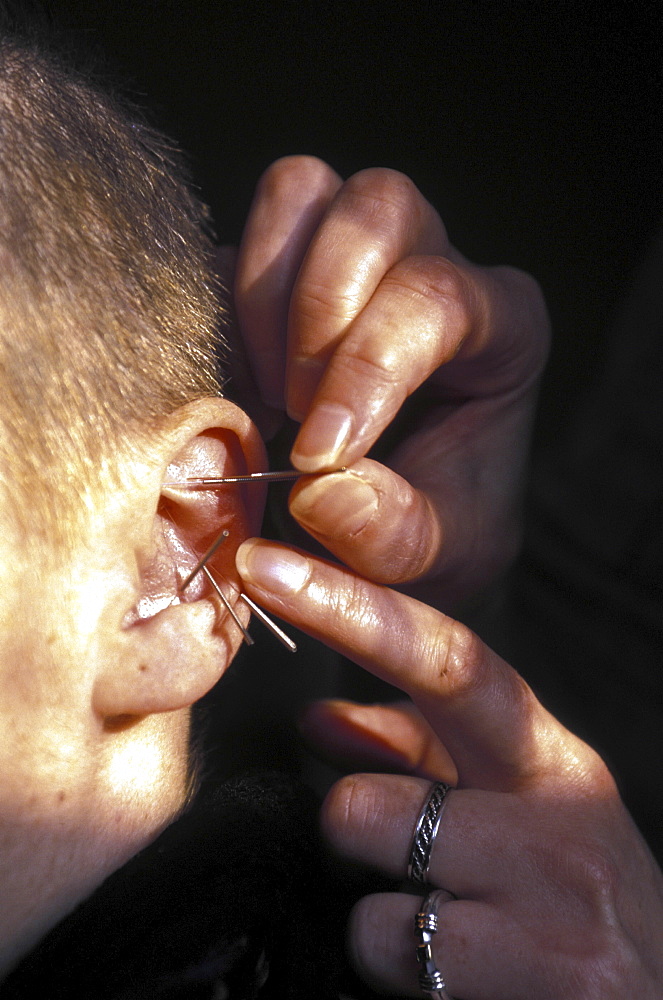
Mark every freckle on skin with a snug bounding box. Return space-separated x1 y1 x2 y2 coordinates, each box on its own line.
57 790 66 803
138 663 147 672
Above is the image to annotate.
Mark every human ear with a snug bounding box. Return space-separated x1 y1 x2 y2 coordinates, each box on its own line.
93 398 267 720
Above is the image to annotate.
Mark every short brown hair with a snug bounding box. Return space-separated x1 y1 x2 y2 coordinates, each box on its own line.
0 33 227 545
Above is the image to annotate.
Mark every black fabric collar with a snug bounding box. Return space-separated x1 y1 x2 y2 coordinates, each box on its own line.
2 773 351 1000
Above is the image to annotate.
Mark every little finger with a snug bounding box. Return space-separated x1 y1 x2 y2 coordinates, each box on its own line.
349 892 531 1000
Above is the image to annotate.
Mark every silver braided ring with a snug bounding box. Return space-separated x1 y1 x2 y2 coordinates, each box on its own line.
414 889 455 1000
408 781 451 885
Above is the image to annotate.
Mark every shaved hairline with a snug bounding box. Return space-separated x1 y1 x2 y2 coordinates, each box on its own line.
0 34 229 549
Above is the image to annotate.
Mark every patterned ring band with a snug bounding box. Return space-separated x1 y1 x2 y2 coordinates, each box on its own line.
408 781 451 885
414 889 456 1000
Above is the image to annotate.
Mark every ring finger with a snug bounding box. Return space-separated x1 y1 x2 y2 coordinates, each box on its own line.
321 772 525 900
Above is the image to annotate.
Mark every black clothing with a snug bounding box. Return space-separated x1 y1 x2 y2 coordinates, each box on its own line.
2 774 375 1000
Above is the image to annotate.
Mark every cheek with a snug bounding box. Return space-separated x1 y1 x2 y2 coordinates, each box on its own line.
2 712 189 889
0 713 191 966
98 710 191 833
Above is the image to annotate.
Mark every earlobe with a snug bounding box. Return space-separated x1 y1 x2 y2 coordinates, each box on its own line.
93 398 266 719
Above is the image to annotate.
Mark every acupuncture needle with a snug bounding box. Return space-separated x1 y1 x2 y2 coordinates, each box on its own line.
202 565 254 647
179 528 230 594
178 526 298 652
238 593 297 653
163 468 347 490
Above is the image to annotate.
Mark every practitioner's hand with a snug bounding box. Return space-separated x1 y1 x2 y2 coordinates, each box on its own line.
236 538 663 999
233 157 550 606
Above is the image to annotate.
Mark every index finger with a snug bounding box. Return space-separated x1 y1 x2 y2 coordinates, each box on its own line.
284 168 450 457
287 181 547 470
235 539 583 792
234 156 342 408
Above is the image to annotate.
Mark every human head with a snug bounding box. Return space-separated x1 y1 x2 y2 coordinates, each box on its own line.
0 30 264 974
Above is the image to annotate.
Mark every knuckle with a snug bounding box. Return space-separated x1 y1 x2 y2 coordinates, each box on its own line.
580 851 622 907
568 943 635 999
338 341 404 387
538 734 616 799
295 279 360 327
385 256 473 349
553 833 622 903
397 255 468 306
529 835 637 997
576 746 617 796
343 167 422 228
258 154 336 200
431 620 487 698
537 833 625 924
320 774 383 851
375 495 440 584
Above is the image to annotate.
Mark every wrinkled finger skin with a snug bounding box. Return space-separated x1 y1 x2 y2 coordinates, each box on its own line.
234 157 550 608
236 539 663 998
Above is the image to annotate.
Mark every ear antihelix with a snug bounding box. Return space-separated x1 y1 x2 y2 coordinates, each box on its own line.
176 520 297 653
164 523 251 645
160 465 345 652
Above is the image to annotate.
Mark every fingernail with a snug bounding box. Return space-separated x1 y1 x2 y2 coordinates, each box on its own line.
236 540 310 596
291 403 353 471
290 472 378 537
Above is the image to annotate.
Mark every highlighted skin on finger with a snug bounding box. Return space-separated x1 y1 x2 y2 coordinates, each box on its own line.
290 401 354 468
235 538 579 791
237 541 311 596
300 699 457 781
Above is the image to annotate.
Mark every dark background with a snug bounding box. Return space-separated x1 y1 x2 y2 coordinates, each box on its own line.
44 0 663 445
